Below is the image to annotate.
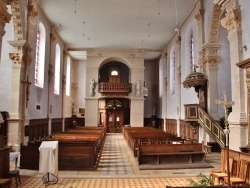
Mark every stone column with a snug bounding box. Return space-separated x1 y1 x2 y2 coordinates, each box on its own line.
0 0 11 61
8 40 30 151
203 44 221 121
219 0 247 150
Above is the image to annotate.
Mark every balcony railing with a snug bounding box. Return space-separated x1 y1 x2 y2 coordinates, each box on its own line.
98 82 132 96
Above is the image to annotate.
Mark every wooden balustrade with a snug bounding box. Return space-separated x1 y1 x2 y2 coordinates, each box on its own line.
98 82 131 96
165 119 177 135
180 120 199 141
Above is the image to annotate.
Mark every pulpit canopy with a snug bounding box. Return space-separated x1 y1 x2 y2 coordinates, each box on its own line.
182 71 207 88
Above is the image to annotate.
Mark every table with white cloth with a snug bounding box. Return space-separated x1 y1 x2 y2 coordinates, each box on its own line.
39 141 58 186
10 152 20 169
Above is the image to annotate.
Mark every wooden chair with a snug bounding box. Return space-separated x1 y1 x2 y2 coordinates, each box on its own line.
224 159 249 186
8 169 21 188
210 157 234 185
8 154 21 188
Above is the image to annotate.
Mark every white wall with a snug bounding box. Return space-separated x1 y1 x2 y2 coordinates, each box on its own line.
0 5 14 112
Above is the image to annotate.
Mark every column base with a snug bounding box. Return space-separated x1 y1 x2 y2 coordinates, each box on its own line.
228 112 247 125
229 124 248 151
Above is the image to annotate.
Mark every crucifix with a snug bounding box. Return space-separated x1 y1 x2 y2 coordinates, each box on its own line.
22 75 32 108
215 91 234 187
215 91 235 121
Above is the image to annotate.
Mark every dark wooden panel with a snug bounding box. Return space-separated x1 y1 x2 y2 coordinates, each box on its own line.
0 147 10 178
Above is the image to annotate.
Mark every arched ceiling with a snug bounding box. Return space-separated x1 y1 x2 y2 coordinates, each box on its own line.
38 0 196 60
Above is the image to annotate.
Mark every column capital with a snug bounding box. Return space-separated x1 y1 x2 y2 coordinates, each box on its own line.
200 43 221 67
28 0 38 20
8 40 32 65
194 9 204 22
175 36 181 46
220 0 241 36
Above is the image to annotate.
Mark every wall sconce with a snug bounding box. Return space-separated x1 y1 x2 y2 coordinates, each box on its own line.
240 45 247 51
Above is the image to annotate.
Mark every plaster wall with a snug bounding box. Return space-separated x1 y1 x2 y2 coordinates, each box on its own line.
28 5 65 119
240 0 250 60
0 5 14 111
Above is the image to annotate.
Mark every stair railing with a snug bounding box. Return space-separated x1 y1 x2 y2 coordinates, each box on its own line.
184 104 225 148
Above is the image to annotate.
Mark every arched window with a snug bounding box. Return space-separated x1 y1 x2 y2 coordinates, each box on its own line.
66 56 71 96
170 48 176 95
111 70 118 75
190 30 195 72
54 44 61 95
34 23 46 88
159 58 164 97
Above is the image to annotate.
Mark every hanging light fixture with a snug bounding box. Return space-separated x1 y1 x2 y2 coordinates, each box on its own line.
158 0 161 16
74 0 77 13
148 23 151 37
83 22 85 36
174 0 179 32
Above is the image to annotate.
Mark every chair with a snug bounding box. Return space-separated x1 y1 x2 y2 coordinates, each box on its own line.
8 170 21 188
8 153 21 188
210 157 234 185
224 159 249 186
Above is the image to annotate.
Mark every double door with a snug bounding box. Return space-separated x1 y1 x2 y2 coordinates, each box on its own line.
107 111 123 133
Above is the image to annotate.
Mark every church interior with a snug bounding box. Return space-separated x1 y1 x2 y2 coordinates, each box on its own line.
1 0 250 187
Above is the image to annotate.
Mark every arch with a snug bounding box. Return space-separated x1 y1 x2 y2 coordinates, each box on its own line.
99 57 132 69
99 61 130 83
10 1 24 41
209 4 222 43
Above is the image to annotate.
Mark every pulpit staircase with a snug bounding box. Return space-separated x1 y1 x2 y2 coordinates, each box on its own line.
184 104 225 148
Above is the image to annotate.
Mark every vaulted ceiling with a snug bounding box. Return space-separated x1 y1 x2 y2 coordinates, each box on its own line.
39 0 196 60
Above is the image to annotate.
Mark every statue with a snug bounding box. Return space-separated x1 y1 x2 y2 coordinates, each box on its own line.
135 80 141 97
89 78 95 97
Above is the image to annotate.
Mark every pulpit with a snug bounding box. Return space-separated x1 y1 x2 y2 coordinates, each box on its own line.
39 141 58 186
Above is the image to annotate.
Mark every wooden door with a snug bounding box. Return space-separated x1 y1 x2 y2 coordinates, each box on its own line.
107 111 124 133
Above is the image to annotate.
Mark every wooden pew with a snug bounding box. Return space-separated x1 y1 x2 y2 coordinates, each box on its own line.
122 127 185 157
137 143 205 165
20 127 106 170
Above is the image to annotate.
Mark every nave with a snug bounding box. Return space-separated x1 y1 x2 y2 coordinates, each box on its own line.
10 134 220 188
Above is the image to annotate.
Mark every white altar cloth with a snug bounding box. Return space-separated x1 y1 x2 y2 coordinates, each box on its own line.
10 151 20 168
39 141 58 176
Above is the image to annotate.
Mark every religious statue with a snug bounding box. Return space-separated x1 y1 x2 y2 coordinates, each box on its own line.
135 80 141 97
89 78 95 97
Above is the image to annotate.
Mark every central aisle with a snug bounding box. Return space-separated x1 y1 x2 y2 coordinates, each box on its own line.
98 133 137 175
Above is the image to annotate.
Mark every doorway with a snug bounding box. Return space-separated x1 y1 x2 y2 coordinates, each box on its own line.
99 98 130 133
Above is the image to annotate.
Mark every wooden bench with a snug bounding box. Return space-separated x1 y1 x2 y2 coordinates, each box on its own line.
137 143 205 165
122 127 185 157
0 179 11 188
20 127 106 170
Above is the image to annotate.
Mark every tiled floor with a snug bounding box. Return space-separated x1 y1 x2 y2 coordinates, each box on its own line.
10 133 221 188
